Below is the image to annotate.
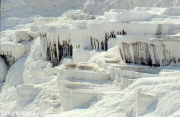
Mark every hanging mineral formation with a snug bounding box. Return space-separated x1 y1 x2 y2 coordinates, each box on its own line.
118 35 180 66
39 25 73 66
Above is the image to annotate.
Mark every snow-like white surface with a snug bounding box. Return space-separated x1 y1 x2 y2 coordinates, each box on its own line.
59 83 99 111
108 38 117 49
0 42 27 66
58 67 109 81
1 0 180 117
16 85 42 111
70 27 89 49
73 49 96 63
5 57 27 86
45 66 180 117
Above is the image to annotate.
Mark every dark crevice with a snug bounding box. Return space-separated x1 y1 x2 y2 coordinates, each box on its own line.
0 55 12 67
41 34 73 66
101 41 104 50
90 29 127 51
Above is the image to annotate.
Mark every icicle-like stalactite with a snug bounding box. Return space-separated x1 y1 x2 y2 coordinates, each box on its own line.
118 35 180 66
89 29 127 51
122 43 133 63
0 42 26 66
90 37 100 50
88 21 105 51
39 25 73 66
131 42 152 66
104 30 127 51
105 32 109 51
0 55 12 67
90 26 127 51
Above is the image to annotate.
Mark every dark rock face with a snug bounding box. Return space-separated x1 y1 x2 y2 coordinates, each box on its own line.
0 49 14 66
101 41 104 50
0 55 14 67
90 29 127 51
132 42 152 66
105 30 117 51
40 33 73 66
90 37 100 50
156 24 162 35
122 43 133 63
105 30 127 51
121 42 177 67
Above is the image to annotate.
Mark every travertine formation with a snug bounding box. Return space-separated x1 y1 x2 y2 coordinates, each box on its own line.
117 35 180 66
1 7 180 116
39 25 73 66
37 7 180 66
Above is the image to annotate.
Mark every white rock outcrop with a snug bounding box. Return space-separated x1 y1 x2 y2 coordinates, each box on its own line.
39 25 73 66
118 35 180 66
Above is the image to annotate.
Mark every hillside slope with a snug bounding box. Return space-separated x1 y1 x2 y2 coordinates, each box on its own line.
1 0 180 30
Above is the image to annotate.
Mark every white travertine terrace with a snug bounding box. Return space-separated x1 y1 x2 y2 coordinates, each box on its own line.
0 26 39 66
15 28 39 44
70 27 89 49
0 42 27 66
58 65 109 81
117 35 180 66
36 7 180 66
104 9 156 22
39 25 72 66
15 31 31 43
109 64 160 89
1 6 180 116
16 85 42 111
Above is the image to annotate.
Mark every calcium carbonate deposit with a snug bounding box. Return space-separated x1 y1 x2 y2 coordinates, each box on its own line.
1 0 180 117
